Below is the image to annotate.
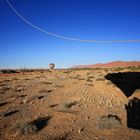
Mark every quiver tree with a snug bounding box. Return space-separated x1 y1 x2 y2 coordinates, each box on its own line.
49 63 55 70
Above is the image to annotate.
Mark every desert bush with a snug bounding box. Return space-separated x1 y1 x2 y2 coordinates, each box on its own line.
105 80 113 85
77 77 85 80
128 66 140 71
39 89 53 93
85 83 94 86
87 76 94 79
114 67 124 71
0 86 11 94
63 71 72 74
0 70 19 74
0 101 8 107
86 72 91 76
24 78 30 80
10 117 51 136
13 78 19 81
55 85 64 88
86 78 93 82
99 115 122 129
69 76 75 79
86 75 95 82
95 78 105 81
15 85 25 92
62 101 79 109
41 81 52 85
1 109 19 117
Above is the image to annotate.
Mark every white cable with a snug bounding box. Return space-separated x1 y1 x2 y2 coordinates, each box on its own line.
6 0 140 43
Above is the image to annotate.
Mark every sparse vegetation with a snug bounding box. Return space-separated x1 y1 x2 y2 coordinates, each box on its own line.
95 76 105 81
99 115 122 129
77 77 85 80
62 101 79 109
0 69 140 140
10 117 51 136
41 81 52 85
63 70 72 74
1 109 19 117
0 101 8 107
86 78 93 82
0 85 11 94
0 70 19 74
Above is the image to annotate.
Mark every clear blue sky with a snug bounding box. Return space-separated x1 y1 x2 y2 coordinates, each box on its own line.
0 0 140 68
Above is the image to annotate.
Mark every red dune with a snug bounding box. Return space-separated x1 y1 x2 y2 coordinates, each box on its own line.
72 61 140 68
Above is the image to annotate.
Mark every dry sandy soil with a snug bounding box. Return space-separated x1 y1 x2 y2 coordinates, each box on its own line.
0 68 140 140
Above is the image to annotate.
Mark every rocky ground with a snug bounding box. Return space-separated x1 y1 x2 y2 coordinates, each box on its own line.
0 68 140 140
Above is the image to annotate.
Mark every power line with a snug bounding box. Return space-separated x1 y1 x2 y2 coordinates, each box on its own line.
6 0 140 43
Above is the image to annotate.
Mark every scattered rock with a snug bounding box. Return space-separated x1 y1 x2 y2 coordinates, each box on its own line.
16 87 22 92
23 99 28 104
106 100 113 108
78 127 84 133
15 85 26 92
86 116 90 120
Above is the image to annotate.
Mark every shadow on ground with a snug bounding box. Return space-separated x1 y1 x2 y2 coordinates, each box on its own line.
31 116 52 131
125 97 140 130
105 72 140 130
105 72 140 97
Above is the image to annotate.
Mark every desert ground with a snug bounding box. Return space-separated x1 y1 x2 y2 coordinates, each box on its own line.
0 68 140 140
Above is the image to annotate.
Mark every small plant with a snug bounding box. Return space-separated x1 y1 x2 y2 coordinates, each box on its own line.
39 89 53 93
12 122 37 136
1 109 19 117
75 74 81 79
13 78 19 81
39 89 48 93
0 86 11 94
10 116 51 136
41 81 52 85
85 83 94 86
95 78 105 81
63 71 72 74
63 101 79 109
99 114 122 129
88 76 94 79
86 72 91 76
106 80 113 85
114 67 124 71
77 77 85 80
0 101 8 107
1 70 18 74
24 78 30 80
55 85 64 88
86 77 93 82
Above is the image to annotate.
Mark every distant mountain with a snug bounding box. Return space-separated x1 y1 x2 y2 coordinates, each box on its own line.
72 61 140 68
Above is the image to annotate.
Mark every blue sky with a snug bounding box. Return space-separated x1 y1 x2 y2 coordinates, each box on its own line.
0 0 140 68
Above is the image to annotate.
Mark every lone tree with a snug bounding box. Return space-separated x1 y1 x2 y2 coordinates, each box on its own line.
49 63 55 70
